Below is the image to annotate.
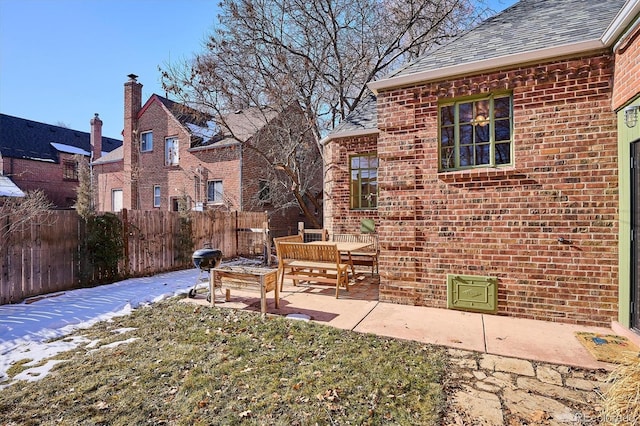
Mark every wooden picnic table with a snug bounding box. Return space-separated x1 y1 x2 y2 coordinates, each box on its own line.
307 241 372 277
210 266 279 314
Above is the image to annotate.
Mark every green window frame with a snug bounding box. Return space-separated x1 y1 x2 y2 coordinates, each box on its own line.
439 93 513 171
350 152 378 209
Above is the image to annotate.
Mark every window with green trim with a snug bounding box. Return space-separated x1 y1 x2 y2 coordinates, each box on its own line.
439 93 512 171
350 153 378 209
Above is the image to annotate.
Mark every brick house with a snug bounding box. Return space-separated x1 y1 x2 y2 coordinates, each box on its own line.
0 113 122 208
323 0 640 331
93 75 321 234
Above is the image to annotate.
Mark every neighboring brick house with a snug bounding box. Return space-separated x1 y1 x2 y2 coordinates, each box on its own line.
93 75 320 234
324 0 640 331
0 113 122 208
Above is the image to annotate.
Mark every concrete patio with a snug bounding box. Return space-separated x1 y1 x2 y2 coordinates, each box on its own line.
184 271 640 371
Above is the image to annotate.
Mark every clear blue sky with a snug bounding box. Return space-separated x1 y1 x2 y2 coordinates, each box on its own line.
0 0 517 141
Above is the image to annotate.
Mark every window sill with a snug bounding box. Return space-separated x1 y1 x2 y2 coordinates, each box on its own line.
438 165 516 184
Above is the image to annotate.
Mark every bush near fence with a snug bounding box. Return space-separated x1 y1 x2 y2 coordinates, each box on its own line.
0 209 268 304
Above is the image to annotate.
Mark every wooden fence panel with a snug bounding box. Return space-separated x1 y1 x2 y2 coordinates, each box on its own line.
1 209 268 304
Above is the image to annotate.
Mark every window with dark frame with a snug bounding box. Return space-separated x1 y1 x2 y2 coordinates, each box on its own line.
258 180 270 202
207 180 223 203
63 159 79 181
439 93 512 171
350 152 378 209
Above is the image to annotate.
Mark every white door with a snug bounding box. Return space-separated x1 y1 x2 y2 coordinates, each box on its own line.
112 189 123 212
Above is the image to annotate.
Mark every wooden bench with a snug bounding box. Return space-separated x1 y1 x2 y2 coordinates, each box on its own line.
274 235 304 290
332 233 379 276
277 242 350 298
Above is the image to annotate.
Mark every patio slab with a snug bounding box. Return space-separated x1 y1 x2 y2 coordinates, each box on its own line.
353 303 486 352
183 271 628 370
482 314 614 370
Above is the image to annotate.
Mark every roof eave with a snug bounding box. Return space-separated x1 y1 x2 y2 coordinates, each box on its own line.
367 39 606 94
602 0 640 47
321 128 379 145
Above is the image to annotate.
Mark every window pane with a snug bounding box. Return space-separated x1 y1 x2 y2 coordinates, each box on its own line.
474 100 489 120
460 124 473 146
441 126 454 147
494 96 510 119
495 119 511 141
351 156 359 169
459 102 473 123
495 142 511 165
475 124 490 143
441 105 454 125
475 144 490 165
441 147 454 169
460 145 473 167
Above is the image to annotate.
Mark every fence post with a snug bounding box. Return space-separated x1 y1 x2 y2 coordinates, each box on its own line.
235 211 239 257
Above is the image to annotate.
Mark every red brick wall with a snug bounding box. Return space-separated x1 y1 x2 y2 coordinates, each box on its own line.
334 53 618 326
324 134 379 236
612 24 640 110
98 92 313 237
94 160 124 211
2 155 81 208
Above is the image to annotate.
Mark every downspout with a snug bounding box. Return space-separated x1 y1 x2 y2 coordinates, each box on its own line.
238 142 243 211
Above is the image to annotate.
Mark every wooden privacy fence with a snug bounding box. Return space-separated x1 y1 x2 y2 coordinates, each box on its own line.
0 209 268 305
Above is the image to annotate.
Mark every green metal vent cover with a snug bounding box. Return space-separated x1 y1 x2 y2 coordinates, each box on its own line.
360 219 375 233
447 274 498 313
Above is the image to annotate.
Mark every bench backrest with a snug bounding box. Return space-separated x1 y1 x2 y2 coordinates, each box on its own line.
274 234 303 246
332 233 378 251
278 242 341 264
274 235 303 261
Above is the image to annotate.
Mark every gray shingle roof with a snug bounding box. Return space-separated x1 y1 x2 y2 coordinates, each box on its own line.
384 0 625 81
328 93 378 136
327 0 631 140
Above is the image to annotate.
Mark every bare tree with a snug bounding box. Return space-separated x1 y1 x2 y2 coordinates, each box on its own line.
74 155 94 220
161 0 486 224
1 190 54 240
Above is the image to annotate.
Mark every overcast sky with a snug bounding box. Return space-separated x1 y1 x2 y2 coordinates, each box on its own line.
0 0 516 141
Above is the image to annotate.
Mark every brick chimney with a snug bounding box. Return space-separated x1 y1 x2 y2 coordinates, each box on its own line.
123 74 143 210
90 113 102 161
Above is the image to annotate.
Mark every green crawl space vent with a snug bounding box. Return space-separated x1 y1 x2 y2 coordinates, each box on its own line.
447 274 498 313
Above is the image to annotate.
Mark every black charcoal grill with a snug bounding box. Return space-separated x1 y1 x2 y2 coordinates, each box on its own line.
188 244 222 298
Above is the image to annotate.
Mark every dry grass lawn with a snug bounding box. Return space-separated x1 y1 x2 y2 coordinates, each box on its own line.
0 299 447 425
